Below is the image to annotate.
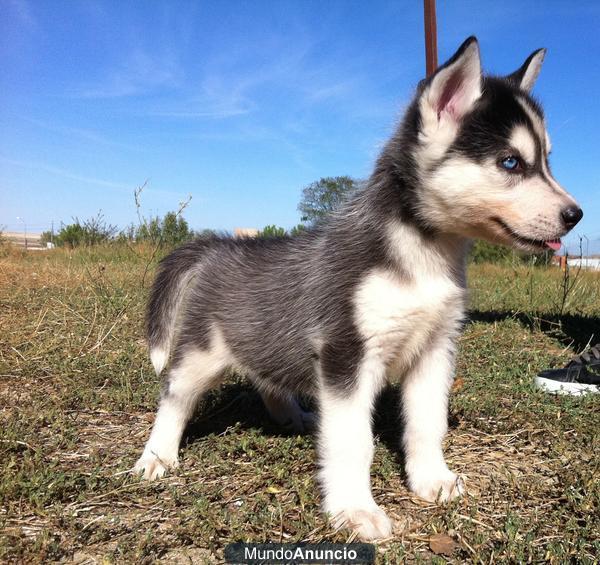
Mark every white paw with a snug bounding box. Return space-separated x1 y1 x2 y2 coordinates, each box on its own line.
133 451 178 480
329 505 393 541
408 467 465 502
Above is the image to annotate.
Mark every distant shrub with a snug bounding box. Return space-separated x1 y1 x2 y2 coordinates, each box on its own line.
526 250 554 267
119 211 194 247
469 240 512 264
197 229 218 238
290 224 307 236
161 212 192 245
40 230 54 246
259 225 287 238
134 212 192 246
53 213 118 248
51 210 194 249
469 239 554 266
133 217 162 243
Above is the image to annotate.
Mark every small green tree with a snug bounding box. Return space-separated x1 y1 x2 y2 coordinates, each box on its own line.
57 223 86 247
469 239 555 265
198 228 217 238
469 240 512 264
135 217 162 242
259 225 287 238
298 176 358 225
289 224 307 237
40 230 53 246
53 213 117 247
132 212 192 246
161 212 191 246
116 224 136 244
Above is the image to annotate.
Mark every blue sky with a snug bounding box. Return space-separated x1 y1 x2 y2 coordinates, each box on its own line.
1 0 599 253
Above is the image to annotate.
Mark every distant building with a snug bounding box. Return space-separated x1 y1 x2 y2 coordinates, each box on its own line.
565 257 600 271
552 255 600 271
234 228 259 238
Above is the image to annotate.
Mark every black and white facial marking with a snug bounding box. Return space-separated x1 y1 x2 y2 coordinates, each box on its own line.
407 37 583 252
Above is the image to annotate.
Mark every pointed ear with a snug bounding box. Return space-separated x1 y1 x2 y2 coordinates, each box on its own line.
422 36 482 122
506 48 546 92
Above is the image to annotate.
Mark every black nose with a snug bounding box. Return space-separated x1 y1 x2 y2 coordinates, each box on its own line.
561 206 583 229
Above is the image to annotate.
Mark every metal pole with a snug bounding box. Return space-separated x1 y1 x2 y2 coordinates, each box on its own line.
424 0 438 77
17 216 27 250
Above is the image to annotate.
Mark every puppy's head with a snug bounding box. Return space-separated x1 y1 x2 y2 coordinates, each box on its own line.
411 37 582 252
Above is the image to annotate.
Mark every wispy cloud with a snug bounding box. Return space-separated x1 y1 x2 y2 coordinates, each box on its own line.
20 116 142 151
148 109 250 119
66 17 390 127
0 156 133 190
145 94 252 120
74 47 182 99
0 156 191 205
137 27 379 122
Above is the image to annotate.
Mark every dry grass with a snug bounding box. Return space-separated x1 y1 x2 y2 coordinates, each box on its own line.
1 244 599 563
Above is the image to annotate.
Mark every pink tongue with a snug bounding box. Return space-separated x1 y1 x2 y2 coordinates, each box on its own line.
545 239 562 251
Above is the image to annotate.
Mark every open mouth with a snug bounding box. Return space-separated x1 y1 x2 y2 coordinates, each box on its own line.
492 218 562 251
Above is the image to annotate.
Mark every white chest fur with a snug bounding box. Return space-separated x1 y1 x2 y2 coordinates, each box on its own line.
353 268 465 376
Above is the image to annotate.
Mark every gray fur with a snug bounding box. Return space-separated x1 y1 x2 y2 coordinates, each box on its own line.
149 189 395 397
137 36 582 540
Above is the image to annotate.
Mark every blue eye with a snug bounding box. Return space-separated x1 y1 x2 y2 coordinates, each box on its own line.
501 156 521 171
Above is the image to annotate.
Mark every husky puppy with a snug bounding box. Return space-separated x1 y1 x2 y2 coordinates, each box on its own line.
135 37 582 540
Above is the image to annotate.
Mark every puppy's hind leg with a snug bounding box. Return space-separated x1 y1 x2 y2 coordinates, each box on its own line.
135 342 228 480
259 389 316 433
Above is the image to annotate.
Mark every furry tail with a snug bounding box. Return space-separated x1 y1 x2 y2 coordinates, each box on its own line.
146 237 217 375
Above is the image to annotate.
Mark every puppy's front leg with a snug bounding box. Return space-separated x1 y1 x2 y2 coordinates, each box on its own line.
401 339 464 502
318 355 392 541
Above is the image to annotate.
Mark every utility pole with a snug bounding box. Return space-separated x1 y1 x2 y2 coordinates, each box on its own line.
424 0 438 76
17 216 27 251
